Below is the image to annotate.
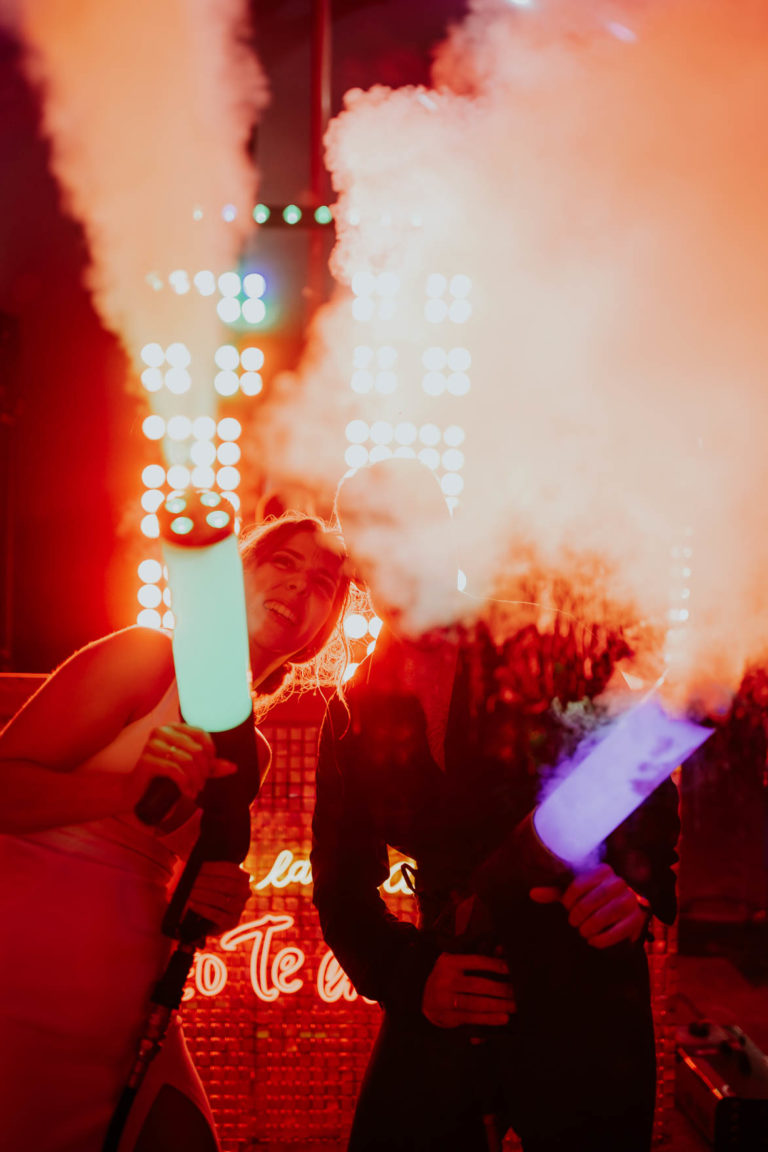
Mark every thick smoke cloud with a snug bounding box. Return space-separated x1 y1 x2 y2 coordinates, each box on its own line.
255 0 768 707
2 0 267 417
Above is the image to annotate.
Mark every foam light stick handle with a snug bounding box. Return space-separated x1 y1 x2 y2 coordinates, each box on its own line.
135 490 254 825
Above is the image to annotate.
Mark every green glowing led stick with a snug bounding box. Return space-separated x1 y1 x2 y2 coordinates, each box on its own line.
134 489 256 825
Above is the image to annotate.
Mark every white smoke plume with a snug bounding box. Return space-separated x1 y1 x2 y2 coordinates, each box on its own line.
254 0 768 709
1 0 267 417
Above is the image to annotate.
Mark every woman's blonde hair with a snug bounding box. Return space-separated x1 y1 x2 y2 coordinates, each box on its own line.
238 512 351 712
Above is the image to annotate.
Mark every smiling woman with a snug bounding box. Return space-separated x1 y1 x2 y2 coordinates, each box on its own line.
0 509 351 1152
239 512 351 705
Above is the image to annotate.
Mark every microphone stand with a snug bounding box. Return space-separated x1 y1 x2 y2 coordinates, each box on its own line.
102 489 261 1152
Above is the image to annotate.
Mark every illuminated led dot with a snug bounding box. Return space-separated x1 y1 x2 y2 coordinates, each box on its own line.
418 448 440 470
162 586 172 606
314 205 333 224
457 568 467 591
283 204 302 224
206 510 231 529
168 270 190 294
449 299 472 323
222 490 241 511
165 343 190 367
193 416 216 440
217 418 241 441
141 368 163 392
215 346 238 372
243 273 266 298
217 466 240 490
142 464 166 487
350 370 374 394
442 448 465 471
444 425 465 446
351 270 376 297
668 608 690 623
344 613 368 639
218 272 241 297
166 415 192 441
422 347 447 370
345 445 368 469
141 489 165 513
344 420 368 444
141 343 164 367
419 423 441 446
369 445 393 463
353 345 373 367
422 372 446 396
142 415 165 441
440 472 464 497
165 496 186 513
167 465 191 489
426 273 447 297
370 421 393 445
366 640 377 656
375 371 397 394
222 203 237 222
190 440 216 466
240 346 264 371
138 584 162 609
239 372 262 396
369 616 383 638
450 274 472 298
425 299 448 323
137 608 162 628
342 663 359 684
164 368 191 394
447 347 471 371
242 298 266 324
217 442 241 465
214 370 239 396
253 204 270 224
146 272 163 292
141 514 160 538
162 610 175 629
352 297 375 322
171 516 194 535
217 298 241 324
378 345 397 369
191 466 215 488
394 422 417 445
447 372 470 396
193 270 216 296
376 272 400 297
138 558 163 583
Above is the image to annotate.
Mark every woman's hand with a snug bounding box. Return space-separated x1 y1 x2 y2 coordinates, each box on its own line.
125 723 237 810
422 952 515 1029
530 863 650 948
186 861 252 933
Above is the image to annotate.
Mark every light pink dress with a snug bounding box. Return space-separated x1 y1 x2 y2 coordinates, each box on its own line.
0 681 217 1152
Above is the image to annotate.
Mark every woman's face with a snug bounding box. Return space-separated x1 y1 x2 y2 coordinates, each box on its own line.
244 528 344 669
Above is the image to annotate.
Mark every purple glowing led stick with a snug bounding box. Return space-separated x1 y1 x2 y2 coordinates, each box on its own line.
532 693 713 870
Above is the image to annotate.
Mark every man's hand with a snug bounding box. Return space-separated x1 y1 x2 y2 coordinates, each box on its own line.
530 863 650 948
422 952 515 1028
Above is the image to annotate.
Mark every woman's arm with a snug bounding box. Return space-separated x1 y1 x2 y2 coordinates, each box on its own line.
311 701 440 1017
0 626 187 833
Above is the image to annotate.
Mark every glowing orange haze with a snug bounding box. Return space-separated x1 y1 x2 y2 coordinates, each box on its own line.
1 0 266 423
255 0 768 709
